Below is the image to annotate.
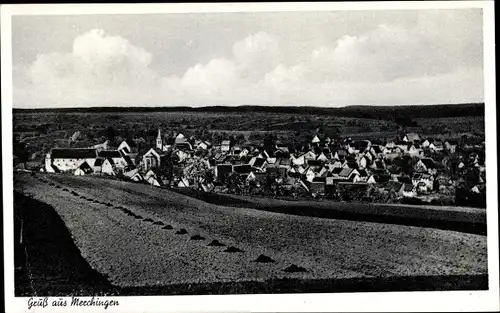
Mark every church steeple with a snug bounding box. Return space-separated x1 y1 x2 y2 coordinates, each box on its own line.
156 128 163 150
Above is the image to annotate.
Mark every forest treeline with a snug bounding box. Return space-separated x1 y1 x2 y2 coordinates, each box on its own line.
14 103 484 120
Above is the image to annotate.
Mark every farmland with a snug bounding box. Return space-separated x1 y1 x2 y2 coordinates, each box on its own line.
13 104 484 162
14 172 488 294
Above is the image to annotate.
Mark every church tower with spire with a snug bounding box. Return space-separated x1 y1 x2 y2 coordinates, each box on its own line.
156 128 163 150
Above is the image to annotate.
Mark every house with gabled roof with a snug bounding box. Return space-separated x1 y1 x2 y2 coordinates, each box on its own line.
304 167 316 182
317 152 329 162
118 139 138 155
421 138 433 148
338 168 360 181
50 148 97 172
407 143 422 157
123 168 143 182
367 175 377 184
275 157 291 168
369 145 383 157
415 158 438 175
101 158 116 176
311 134 321 144
275 145 290 156
400 183 416 197
221 140 231 152
429 140 444 152
444 140 458 153
309 177 326 196
249 157 267 170
357 155 371 169
403 133 421 143
370 159 386 170
302 151 317 161
215 164 233 181
291 153 305 166
74 161 93 176
412 173 434 190
342 160 359 170
142 147 167 171
196 140 212 150
144 169 162 186
98 150 129 170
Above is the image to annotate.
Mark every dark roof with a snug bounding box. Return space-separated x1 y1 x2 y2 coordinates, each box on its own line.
49 163 61 173
98 150 122 158
397 176 412 184
420 158 436 168
312 177 326 183
253 158 266 168
79 161 93 173
120 146 131 154
175 142 192 150
371 145 382 154
94 158 104 167
123 155 133 166
339 168 354 177
152 147 166 156
375 174 391 183
267 166 287 175
307 159 323 167
345 161 359 169
331 167 343 174
52 148 96 159
276 158 291 166
125 139 137 148
358 169 368 177
233 164 252 174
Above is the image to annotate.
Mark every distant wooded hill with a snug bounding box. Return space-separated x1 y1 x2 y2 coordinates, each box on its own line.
14 102 484 119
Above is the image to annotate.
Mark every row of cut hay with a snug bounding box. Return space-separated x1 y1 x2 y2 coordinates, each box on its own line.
33 173 310 274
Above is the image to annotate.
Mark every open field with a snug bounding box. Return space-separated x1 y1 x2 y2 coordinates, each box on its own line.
171 189 487 235
14 172 487 294
14 192 119 296
13 107 484 162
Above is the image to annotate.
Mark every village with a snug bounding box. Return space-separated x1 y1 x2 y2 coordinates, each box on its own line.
33 128 486 207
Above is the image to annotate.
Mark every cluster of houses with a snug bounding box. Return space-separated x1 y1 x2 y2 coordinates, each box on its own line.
40 128 486 205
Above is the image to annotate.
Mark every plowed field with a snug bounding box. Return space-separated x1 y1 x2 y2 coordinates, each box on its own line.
14 173 488 292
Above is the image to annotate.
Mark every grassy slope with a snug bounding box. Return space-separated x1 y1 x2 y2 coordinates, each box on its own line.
171 188 486 235
13 192 487 296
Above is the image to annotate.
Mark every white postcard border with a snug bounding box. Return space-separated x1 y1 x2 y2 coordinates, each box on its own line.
2 2 498 312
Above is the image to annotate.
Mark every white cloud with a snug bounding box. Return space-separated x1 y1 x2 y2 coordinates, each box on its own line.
14 13 484 108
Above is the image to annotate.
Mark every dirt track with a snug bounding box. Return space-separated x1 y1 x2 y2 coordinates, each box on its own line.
14 173 488 289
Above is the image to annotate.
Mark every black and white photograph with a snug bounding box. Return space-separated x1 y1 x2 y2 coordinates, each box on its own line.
2 2 498 312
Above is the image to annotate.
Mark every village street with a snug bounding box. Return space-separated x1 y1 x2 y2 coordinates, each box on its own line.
14 172 487 288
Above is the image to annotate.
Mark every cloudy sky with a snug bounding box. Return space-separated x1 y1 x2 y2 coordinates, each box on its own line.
12 9 483 108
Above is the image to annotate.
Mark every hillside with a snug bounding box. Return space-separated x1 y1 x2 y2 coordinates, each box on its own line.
13 103 484 120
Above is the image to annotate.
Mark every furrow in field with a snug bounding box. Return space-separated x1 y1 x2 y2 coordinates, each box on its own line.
14 173 488 288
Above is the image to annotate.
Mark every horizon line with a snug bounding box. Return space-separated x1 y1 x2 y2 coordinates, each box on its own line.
12 102 485 110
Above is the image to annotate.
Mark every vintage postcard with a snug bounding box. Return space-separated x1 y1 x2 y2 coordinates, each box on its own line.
2 1 498 312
